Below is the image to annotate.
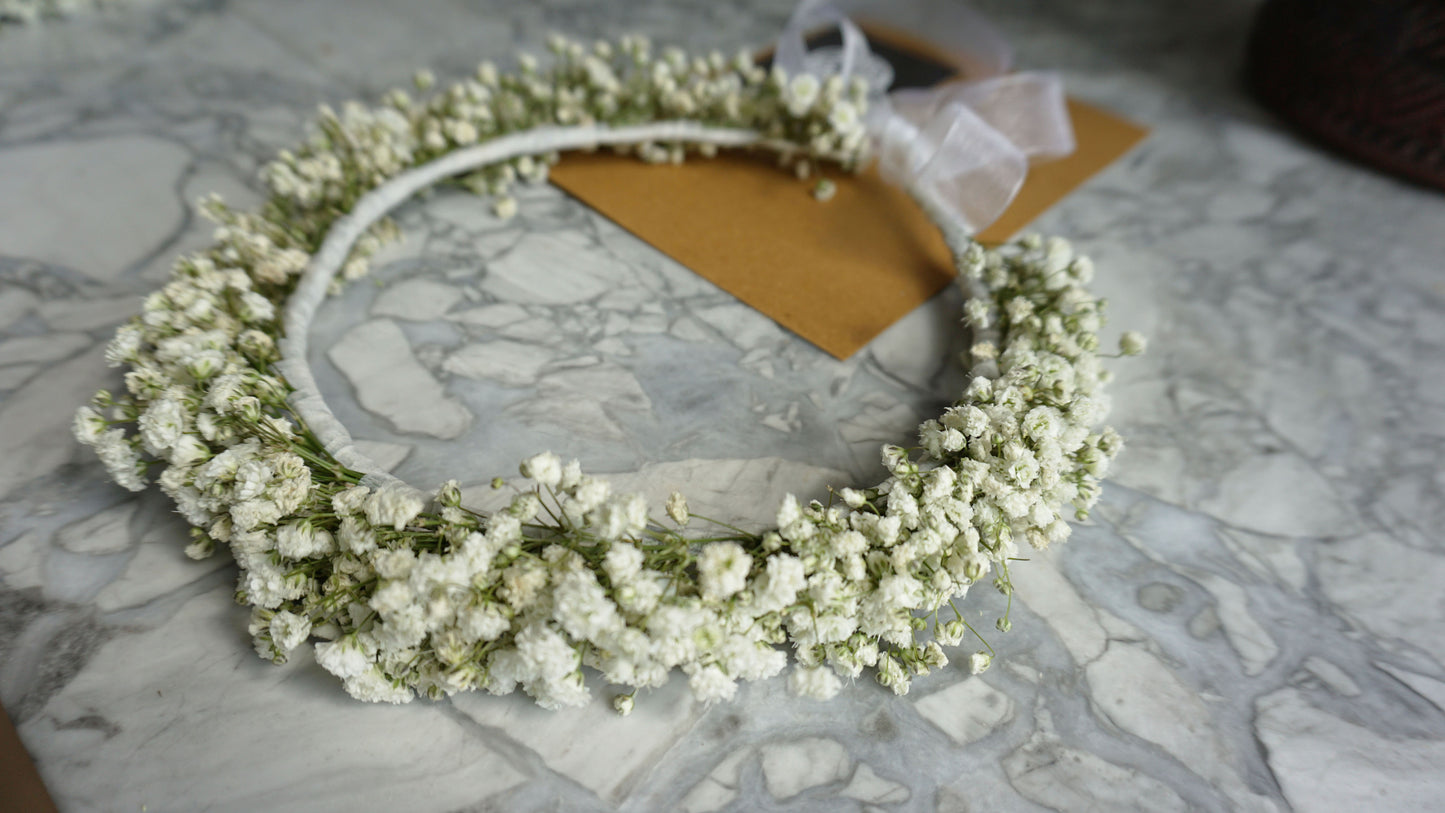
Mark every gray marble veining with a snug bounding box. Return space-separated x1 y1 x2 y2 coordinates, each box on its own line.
3 1 1445 811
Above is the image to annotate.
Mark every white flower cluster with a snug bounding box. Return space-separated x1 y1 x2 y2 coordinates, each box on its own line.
260 33 871 226
75 37 1139 712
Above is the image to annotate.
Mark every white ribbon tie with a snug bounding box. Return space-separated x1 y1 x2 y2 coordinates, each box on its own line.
774 0 1076 233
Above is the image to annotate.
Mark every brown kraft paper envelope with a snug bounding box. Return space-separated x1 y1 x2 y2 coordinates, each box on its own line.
550 24 1149 360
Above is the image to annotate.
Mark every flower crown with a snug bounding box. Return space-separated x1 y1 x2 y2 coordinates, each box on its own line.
75 33 1143 713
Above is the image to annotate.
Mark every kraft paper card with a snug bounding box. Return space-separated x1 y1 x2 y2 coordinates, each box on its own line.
550 25 1148 360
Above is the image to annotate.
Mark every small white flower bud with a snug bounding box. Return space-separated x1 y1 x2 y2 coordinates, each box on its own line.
612 694 635 716
665 491 689 525
1119 331 1148 356
968 651 993 675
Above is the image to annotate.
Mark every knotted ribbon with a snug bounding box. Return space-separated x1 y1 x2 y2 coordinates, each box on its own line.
773 0 1075 234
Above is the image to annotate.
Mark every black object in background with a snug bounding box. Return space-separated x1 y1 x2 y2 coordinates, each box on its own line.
1248 0 1445 191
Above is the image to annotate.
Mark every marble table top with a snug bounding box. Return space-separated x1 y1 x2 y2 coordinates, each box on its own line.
4 1 1445 810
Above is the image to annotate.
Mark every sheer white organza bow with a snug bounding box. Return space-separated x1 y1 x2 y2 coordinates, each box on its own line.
773 0 1076 233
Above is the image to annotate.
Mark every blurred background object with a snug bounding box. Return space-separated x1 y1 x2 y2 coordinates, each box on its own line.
1248 0 1445 190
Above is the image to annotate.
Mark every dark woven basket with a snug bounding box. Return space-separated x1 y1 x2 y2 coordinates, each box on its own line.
1247 0 1445 190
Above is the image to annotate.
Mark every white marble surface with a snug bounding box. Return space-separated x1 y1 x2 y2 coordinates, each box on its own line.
3 1 1445 811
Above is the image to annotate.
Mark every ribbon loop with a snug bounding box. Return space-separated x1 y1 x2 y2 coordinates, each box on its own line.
774 0 873 86
934 72 1075 159
877 71 1075 231
876 95 1029 233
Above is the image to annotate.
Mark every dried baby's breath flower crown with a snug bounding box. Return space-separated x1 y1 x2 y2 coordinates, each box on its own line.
76 34 1143 711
